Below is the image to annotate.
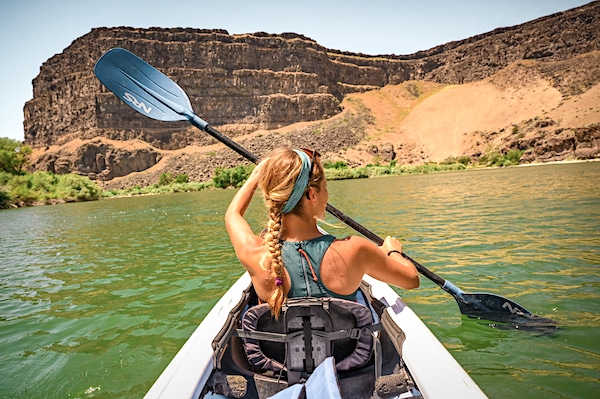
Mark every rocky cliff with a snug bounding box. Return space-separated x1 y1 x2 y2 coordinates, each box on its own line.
24 1 600 185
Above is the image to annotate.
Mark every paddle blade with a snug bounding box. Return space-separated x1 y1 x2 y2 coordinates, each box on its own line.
442 280 557 328
456 292 531 317
457 292 558 330
94 48 193 122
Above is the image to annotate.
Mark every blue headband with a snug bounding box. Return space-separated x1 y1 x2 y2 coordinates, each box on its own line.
282 150 311 214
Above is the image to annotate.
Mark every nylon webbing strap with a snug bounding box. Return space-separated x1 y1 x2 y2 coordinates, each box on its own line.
235 329 302 342
302 306 315 372
313 323 383 340
236 323 383 342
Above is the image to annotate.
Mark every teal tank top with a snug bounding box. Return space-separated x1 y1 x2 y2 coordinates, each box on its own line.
281 234 357 301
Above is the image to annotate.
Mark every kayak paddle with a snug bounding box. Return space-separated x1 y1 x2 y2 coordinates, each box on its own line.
94 48 556 328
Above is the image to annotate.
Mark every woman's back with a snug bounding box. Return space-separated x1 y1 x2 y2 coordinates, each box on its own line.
225 148 419 317
281 234 357 300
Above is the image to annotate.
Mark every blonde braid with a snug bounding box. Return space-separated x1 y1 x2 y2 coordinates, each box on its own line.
265 208 286 318
257 148 325 318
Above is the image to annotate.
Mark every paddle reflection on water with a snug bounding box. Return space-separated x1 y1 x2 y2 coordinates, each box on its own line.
477 314 559 335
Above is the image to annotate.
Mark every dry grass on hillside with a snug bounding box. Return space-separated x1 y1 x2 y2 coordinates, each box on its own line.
335 53 600 164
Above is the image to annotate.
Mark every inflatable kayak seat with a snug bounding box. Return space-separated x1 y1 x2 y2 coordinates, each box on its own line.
238 297 382 382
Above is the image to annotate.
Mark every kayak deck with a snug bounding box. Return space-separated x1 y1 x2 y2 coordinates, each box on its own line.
144 273 487 399
204 281 419 398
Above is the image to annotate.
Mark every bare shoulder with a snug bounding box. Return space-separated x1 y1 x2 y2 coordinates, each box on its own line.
321 236 371 294
329 235 380 264
332 235 376 252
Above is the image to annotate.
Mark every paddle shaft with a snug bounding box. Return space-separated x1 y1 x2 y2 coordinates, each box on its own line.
197 121 259 164
324 204 446 287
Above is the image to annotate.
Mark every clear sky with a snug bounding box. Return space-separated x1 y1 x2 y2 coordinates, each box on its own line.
0 0 592 141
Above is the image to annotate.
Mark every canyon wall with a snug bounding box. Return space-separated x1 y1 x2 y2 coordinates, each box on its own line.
23 1 600 182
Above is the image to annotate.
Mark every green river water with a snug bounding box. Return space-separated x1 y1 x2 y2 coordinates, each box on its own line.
1 161 599 398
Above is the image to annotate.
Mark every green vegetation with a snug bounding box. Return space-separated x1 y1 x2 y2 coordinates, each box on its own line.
323 160 349 170
478 149 524 167
322 148 525 181
102 165 253 198
324 161 468 180
86 148 527 203
103 172 210 198
158 172 190 186
0 187 10 209
1 133 529 209
0 137 32 175
1 137 103 209
1 171 103 208
441 156 472 166
212 165 254 189
103 181 212 198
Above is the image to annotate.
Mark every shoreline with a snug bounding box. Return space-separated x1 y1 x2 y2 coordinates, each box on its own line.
3 158 598 209
513 158 600 168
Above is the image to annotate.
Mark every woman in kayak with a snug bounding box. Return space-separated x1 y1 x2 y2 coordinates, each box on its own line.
225 148 419 317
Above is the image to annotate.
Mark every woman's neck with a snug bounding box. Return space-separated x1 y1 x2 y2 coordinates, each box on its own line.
280 213 322 242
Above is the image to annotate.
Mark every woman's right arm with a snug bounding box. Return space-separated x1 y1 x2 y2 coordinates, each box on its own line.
225 162 265 268
351 236 420 289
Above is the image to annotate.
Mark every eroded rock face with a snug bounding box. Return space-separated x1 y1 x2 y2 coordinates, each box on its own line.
30 142 161 180
22 2 600 181
517 123 600 163
465 119 600 165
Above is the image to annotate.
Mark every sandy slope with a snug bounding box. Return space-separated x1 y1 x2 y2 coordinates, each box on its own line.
337 56 599 164
400 81 561 160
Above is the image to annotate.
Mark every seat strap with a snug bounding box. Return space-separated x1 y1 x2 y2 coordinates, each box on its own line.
302 306 315 372
235 329 302 342
312 323 383 340
236 323 382 343
234 323 383 343
374 333 382 379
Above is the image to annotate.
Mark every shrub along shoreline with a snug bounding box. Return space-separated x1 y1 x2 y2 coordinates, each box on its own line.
1 150 530 209
101 161 473 200
0 171 103 209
